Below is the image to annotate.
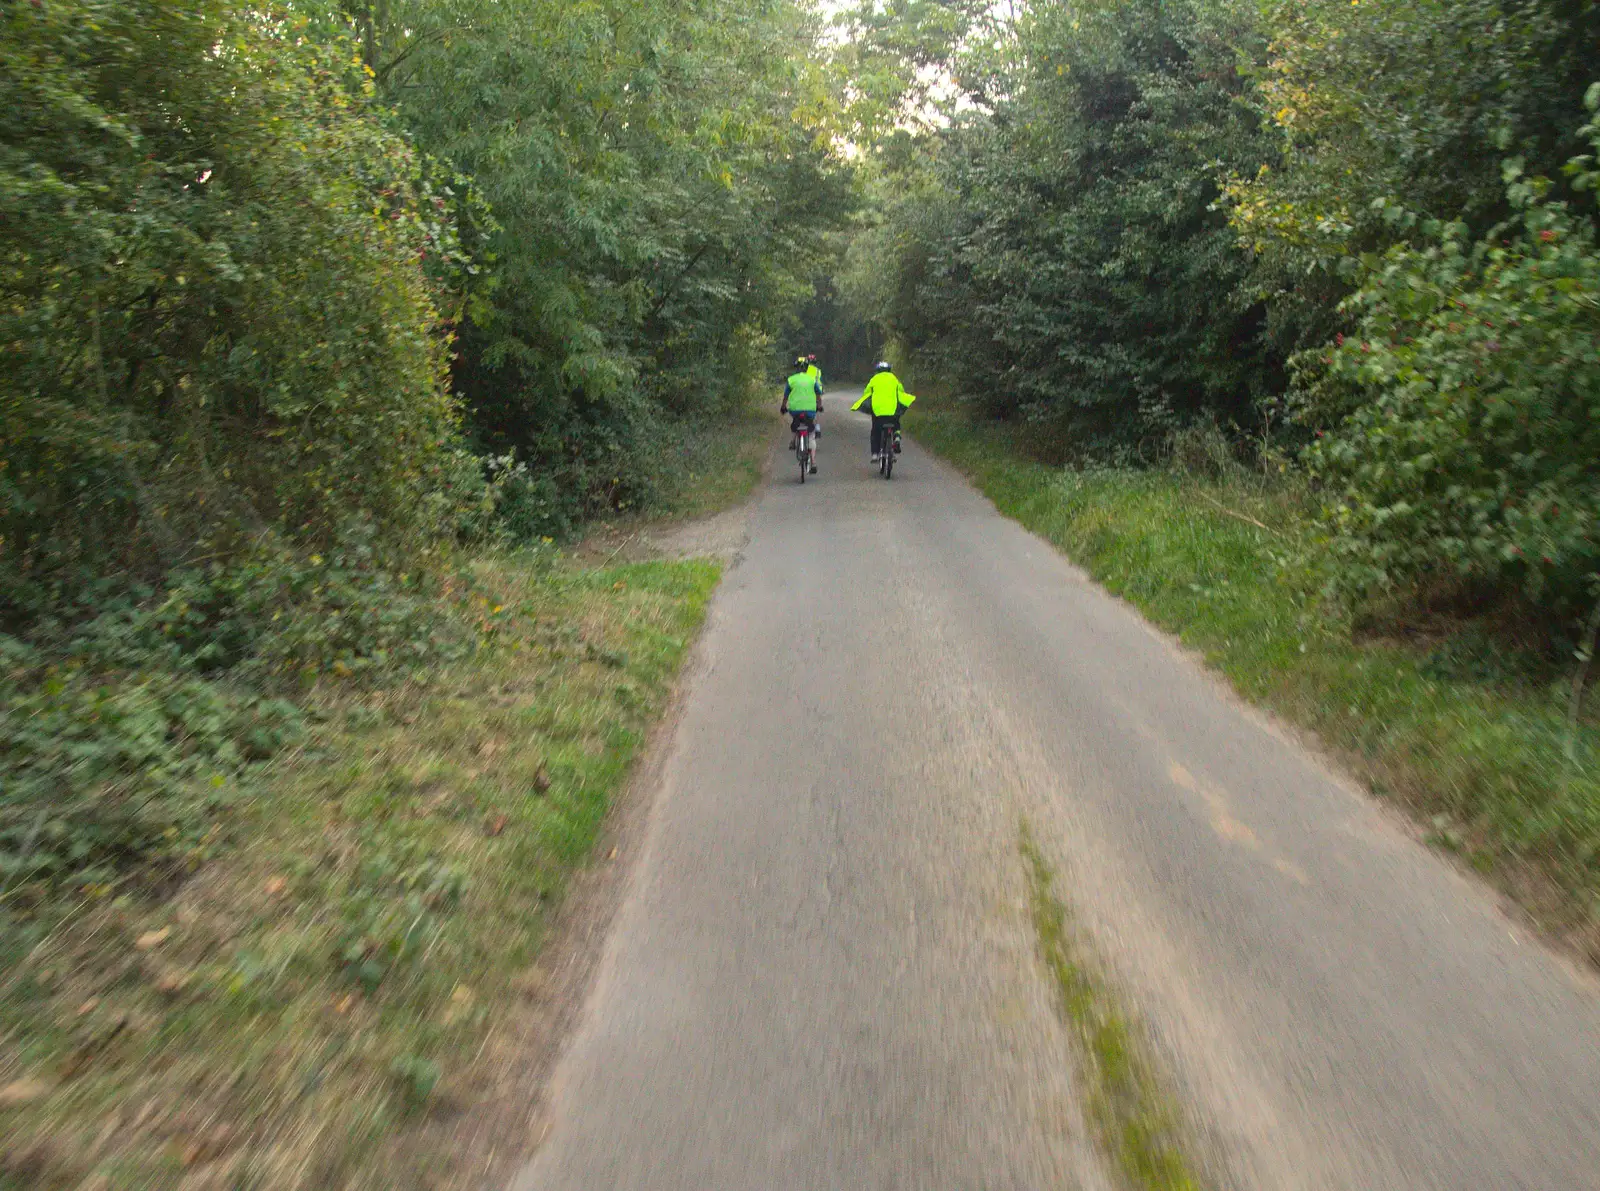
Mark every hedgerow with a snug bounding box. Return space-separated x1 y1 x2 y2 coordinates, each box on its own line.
1299 96 1600 618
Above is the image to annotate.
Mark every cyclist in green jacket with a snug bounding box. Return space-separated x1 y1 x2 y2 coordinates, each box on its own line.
851 361 916 462
781 356 823 474
805 354 823 393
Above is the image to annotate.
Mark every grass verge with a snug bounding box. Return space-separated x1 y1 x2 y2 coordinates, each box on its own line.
668 399 770 520
1021 826 1206 1191
920 406 1600 963
0 552 718 1190
641 400 772 524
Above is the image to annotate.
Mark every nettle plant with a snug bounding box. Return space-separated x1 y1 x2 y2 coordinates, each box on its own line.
1299 88 1600 622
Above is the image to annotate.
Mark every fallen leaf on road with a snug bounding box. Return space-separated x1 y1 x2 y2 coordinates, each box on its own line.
444 983 477 1024
511 968 548 998
263 876 287 896
486 813 509 837
179 1125 235 1166
533 762 552 793
135 927 171 950
59 1014 129 1079
0 1078 51 1107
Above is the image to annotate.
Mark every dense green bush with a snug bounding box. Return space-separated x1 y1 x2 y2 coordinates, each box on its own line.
1300 98 1600 616
0 530 490 891
157 537 479 681
1 0 468 622
1226 0 1600 354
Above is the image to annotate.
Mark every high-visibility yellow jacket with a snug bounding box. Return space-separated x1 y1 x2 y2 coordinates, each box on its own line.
852 371 915 417
784 371 821 413
806 363 823 390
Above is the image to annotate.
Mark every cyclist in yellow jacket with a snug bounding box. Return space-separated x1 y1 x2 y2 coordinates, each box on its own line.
851 361 916 462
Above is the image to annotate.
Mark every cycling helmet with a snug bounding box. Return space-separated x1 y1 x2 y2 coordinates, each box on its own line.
796 355 808 367
875 360 892 372
807 354 817 363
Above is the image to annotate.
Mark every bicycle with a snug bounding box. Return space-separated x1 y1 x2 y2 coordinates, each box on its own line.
877 417 901 480
790 415 817 483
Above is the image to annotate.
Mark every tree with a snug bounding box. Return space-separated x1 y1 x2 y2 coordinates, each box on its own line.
342 0 857 531
845 0 1279 450
1 0 465 618
1224 0 1600 353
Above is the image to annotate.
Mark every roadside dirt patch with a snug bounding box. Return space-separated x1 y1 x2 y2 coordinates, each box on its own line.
576 423 776 567
579 502 755 567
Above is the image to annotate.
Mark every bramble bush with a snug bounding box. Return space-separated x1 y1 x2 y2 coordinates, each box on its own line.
1299 91 1600 619
0 528 494 892
0 638 304 892
150 532 479 682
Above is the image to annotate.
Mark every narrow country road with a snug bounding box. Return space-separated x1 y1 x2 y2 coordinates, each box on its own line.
512 401 1600 1191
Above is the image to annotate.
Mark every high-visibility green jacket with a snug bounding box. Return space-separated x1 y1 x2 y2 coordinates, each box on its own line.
806 363 823 390
852 371 915 417
784 371 821 413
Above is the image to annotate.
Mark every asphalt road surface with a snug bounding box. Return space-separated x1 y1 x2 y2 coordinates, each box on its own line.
512 400 1600 1190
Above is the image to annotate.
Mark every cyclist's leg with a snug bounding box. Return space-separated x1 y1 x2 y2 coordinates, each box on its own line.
870 416 884 458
